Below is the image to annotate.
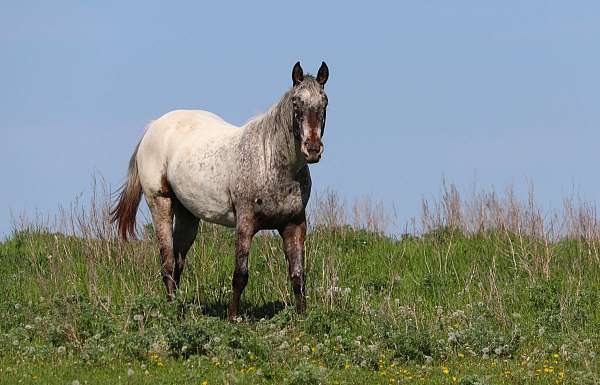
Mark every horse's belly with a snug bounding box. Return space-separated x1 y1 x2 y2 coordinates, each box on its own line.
185 192 235 227
168 159 236 227
174 181 236 227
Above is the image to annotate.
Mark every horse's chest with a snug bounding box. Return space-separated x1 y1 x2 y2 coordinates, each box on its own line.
252 181 305 224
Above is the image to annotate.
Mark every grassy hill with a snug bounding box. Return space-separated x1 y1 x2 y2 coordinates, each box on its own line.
1 185 599 384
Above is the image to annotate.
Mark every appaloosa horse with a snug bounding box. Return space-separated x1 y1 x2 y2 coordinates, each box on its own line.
111 62 329 319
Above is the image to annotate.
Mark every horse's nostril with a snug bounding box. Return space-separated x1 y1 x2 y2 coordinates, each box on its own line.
304 141 322 154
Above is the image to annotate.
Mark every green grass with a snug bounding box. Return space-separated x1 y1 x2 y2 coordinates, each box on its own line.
1 223 599 384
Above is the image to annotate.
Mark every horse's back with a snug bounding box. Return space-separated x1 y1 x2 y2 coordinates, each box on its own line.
136 109 240 226
154 109 237 134
138 108 239 162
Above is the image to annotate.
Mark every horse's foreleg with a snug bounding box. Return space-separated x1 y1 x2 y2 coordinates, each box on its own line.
173 200 199 288
148 195 176 301
228 217 255 321
279 214 307 314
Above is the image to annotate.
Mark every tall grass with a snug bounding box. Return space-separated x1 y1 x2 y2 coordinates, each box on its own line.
5 175 600 315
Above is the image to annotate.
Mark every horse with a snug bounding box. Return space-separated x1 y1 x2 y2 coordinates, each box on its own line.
111 61 329 319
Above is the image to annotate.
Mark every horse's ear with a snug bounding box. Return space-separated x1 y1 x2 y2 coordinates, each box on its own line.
316 61 329 86
292 61 304 86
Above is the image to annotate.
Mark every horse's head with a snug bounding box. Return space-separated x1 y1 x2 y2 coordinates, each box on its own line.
291 61 329 164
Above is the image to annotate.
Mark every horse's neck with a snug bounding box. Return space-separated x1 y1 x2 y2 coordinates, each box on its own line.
242 92 305 178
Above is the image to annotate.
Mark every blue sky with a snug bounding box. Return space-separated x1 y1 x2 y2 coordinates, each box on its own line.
1 1 599 237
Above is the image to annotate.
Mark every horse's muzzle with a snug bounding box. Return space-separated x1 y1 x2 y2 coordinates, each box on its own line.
302 140 324 163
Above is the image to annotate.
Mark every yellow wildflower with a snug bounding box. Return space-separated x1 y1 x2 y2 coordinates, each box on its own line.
442 366 449 375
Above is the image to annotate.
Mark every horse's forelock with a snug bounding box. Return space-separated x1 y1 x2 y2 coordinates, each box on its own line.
293 76 326 107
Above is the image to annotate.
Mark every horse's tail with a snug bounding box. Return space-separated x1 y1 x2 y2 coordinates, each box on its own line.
111 142 143 240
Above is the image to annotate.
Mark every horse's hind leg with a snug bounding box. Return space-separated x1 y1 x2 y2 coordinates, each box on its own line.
148 195 176 301
172 200 199 288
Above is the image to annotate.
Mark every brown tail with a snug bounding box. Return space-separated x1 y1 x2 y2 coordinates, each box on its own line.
111 142 142 240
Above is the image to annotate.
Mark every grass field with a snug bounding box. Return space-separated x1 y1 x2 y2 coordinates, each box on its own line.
1 183 599 384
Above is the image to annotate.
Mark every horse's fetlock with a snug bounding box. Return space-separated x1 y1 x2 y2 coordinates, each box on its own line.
232 270 249 290
290 274 304 294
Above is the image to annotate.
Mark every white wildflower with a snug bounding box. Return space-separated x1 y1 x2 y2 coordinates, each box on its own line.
451 310 465 319
436 306 443 317
278 341 289 350
447 332 457 343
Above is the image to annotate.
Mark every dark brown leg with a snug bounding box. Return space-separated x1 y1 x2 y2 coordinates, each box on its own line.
228 216 255 321
148 196 176 301
279 214 307 313
172 200 200 288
